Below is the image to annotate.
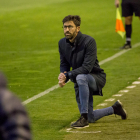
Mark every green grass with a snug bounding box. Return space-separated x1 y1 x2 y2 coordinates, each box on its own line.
0 0 140 139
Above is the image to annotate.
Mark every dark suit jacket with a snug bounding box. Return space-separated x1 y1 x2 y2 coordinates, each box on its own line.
58 31 106 96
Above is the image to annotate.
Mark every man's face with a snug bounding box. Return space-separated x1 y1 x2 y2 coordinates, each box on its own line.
63 21 80 42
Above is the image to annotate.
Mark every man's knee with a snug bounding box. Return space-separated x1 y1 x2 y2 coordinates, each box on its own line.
76 74 88 85
125 16 133 25
76 74 86 81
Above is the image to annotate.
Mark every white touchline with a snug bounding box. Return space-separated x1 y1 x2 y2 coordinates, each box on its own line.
66 130 101 134
66 126 101 134
97 103 108 106
126 85 136 89
99 42 140 65
113 94 123 97
23 84 59 105
105 98 115 102
119 90 129 93
22 42 140 105
132 81 140 84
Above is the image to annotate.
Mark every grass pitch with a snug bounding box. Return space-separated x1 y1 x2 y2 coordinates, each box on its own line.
0 0 140 139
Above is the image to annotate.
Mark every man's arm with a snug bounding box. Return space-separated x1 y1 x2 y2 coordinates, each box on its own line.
59 42 70 74
58 43 70 87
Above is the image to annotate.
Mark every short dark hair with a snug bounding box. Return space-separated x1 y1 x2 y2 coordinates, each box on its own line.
62 15 81 26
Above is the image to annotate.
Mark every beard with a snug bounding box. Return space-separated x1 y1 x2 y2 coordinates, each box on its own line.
64 32 73 39
64 30 77 40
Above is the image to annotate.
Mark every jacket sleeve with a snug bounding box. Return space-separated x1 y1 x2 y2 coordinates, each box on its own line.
67 38 97 81
59 43 70 82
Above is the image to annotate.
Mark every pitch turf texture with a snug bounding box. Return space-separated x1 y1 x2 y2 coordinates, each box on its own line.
0 0 140 139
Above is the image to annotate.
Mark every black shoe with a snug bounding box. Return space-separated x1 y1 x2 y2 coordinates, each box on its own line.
112 100 127 120
71 116 89 129
120 44 131 49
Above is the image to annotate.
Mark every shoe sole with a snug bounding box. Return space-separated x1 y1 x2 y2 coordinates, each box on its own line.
120 45 132 49
117 100 127 120
120 47 131 50
71 125 89 129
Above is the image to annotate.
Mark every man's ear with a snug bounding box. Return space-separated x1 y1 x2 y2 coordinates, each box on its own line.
77 26 80 32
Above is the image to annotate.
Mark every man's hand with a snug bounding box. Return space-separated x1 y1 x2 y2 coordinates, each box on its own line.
58 80 65 87
58 72 66 81
115 0 119 8
58 72 67 87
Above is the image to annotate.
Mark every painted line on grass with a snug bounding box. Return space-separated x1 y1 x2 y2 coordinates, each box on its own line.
67 130 101 134
99 42 140 65
97 103 108 106
105 98 115 102
22 42 140 105
98 77 140 107
113 94 123 97
66 128 101 134
132 81 140 84
23 84 59 105
119 90 129 93
126 85 136 89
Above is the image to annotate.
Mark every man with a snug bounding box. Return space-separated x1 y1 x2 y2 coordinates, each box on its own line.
58 15 127 128
0 72 32 140
115 0 140 49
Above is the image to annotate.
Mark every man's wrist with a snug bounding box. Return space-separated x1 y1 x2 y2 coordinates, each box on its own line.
63 72 72 82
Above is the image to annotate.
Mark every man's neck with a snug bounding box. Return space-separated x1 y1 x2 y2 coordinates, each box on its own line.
69 38 75 43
